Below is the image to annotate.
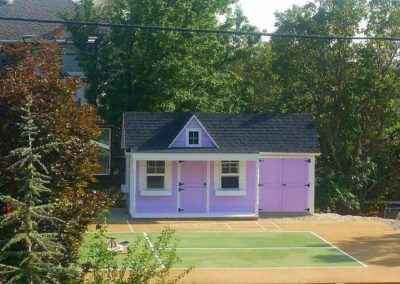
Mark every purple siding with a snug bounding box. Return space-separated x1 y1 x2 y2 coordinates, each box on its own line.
135 161 178 214
170 118 216 148
209 161 257 213
259 158 309 213
179 161 207 213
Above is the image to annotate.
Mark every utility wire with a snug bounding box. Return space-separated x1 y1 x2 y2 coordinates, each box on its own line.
1 16 400 42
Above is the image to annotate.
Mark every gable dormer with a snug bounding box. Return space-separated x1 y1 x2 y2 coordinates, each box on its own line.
168 115 218 148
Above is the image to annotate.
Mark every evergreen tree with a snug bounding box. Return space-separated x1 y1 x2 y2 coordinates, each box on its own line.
0 95 75 283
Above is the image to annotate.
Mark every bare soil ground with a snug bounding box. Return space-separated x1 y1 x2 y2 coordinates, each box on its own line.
89 210 400 284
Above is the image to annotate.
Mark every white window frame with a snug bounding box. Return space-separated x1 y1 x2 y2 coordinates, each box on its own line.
186 128 202 147
214 160 246 196
139 161 172 196
93 127 111 176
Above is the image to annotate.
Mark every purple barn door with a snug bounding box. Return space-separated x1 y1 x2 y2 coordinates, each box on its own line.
281 159 309 212
259 158 309 212
259 158 282 212
179 161 207 213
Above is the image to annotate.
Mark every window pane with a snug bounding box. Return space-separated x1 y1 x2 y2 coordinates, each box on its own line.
221 161 239 174
188 131 199 145
98 147 110 175
147 161 165 174
221 176 239 189
147 176 165 189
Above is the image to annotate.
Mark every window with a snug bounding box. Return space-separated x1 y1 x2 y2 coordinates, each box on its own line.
221 161 240 189
187 129 200 146
94 128 111 175
146 161 165 189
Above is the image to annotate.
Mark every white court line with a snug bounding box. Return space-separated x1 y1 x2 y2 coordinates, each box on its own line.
172 265 365 270
176 246 332 250
126 219 134 233
224 223 233 231
101 230 311 234
308 231 367 268
268 220 282 231
255 221 267 232
143 232 165 268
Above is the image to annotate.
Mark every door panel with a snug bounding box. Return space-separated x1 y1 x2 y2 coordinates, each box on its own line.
259 159 282 212
259 158 309 213
281 159 309 212
282 159 308 186
180 161 207 213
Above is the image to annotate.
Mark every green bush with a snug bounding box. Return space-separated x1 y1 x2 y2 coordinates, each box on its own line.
80 227 191 284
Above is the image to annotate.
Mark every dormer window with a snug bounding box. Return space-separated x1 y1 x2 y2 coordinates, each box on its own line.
187 129 201 147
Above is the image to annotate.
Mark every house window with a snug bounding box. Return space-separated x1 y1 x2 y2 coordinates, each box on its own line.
146 161 165 189
221 161 240 190
187 129 200 146
94 128 111 175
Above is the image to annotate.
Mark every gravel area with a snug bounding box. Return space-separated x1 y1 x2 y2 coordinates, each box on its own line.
268 213 400 230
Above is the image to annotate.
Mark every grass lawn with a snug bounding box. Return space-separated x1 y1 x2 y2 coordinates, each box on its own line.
80 231 363 268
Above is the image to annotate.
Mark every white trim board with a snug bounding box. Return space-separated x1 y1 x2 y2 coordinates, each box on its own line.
131 213 258 219
168 114 219 149
131 152 258 161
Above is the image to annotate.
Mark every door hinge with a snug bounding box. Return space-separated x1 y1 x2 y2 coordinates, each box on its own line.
306 159 311 163
178 188 184 192
203 182 207 187
305 183 310 187
282 183 287 186
178 182 184 186
258 183 264 187
178 208 184 212
178 160 184 164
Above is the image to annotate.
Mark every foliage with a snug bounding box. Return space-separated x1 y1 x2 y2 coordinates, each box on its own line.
270 0 400 212
66 0 259 124
0 95 77 283
0 43 112 266
65 0 400 214
80 227 190 284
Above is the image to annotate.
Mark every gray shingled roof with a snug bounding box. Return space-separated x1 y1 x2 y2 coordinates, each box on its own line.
0 0 74 41
123 112 320 153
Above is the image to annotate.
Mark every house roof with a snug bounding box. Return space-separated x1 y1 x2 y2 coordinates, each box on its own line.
0 0 74 41
123 112 320 154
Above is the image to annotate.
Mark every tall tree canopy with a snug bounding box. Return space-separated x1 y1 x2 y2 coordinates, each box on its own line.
68 0 400 213
271 0 400 211
67 0 259 124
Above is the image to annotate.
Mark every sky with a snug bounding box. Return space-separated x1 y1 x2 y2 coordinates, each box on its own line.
239 0 310 32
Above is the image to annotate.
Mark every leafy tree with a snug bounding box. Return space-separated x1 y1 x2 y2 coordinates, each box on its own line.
0 95 76 283
0 43 112 265
270 0 400 212
66 0 259 124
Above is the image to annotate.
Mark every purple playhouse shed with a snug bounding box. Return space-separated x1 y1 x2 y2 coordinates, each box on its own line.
121 112 319 218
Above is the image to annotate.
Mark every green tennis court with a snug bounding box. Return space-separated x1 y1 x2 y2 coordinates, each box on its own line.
81 231 365 268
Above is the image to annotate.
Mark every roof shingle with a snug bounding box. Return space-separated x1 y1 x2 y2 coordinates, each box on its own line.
123 112 320 154
0 0 74 41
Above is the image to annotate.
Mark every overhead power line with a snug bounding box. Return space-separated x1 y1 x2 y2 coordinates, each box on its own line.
1 16 400 42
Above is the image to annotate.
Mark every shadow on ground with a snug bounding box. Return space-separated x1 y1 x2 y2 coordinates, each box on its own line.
332 233 400 267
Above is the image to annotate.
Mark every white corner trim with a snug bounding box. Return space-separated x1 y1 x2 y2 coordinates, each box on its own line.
255 159 260 215
139 190 172 197
308 156 316 214
185 128 202 147
206 161 210 213
215 190 246 197
129 156 136 217
168 114 220 148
